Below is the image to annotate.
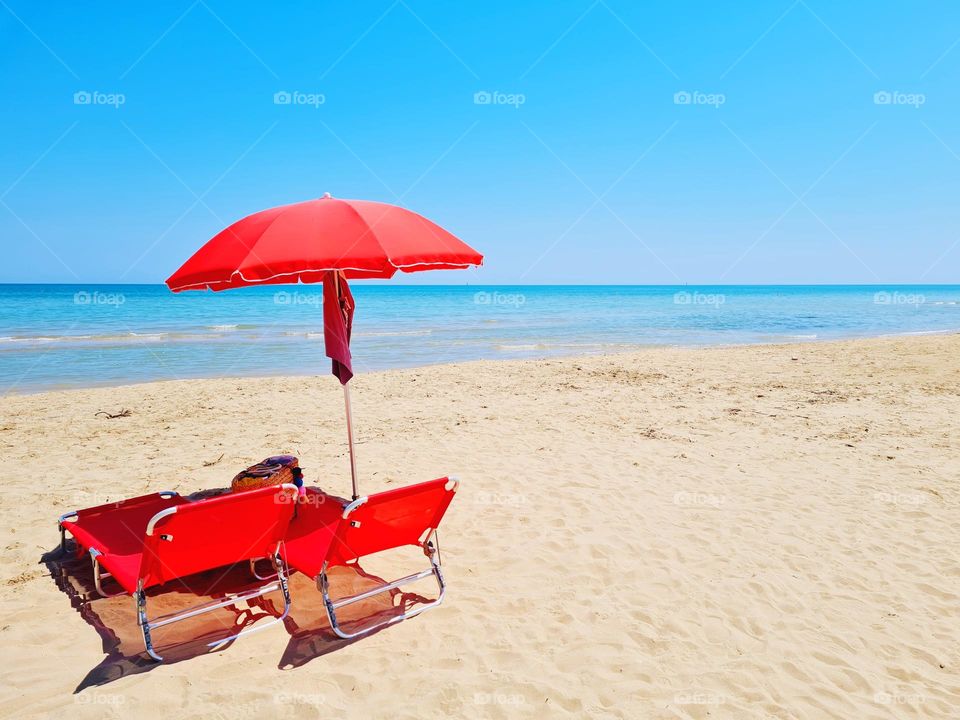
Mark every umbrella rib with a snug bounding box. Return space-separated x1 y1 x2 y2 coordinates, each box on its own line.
231 199 389 285
223 207 291 288
333 199 391 272
174 260 477 291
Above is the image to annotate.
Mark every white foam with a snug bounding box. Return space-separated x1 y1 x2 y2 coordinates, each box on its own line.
356 329 432 337
879 328 960 337
496 343 541 351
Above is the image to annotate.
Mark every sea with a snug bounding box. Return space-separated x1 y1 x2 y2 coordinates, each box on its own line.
1 284 958 393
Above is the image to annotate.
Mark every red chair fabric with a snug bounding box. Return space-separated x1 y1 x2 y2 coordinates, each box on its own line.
283 477 457 578
62 486 297 594
281 491 345 578
328 477 456 567
62 493 188 592
139 486 297 589
62 478 455 594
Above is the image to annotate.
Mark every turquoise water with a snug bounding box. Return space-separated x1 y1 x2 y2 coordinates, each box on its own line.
1 284 959 393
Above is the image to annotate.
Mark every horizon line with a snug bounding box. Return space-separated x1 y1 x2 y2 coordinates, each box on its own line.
1 282 959 288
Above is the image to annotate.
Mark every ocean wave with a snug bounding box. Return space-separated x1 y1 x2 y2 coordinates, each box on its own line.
879 328 960 337
283 330 325 338
494 341 649 352
355 329 433 337
0 330 227 346
0 334 95 344
280 329 434 339
206 323 261 330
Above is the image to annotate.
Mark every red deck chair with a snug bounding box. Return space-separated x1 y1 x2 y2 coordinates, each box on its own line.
283 476 459 639
57 485 298 661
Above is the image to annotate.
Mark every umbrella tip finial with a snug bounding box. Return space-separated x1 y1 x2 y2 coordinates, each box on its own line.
322 192 332 199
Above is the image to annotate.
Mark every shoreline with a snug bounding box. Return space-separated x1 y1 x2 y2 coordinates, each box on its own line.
5 283 960 395
6 329 960 397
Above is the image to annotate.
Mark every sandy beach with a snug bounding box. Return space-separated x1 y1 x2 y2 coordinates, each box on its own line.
2 333 958 719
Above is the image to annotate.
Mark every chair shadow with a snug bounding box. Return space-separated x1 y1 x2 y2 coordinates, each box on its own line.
277 563 438 670
41 543 291 691
41 544 438 689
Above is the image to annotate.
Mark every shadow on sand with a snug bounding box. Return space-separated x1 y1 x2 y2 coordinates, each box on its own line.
41 543 437 692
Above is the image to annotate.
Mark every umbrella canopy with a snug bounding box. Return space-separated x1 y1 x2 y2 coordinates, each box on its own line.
165 194 482 292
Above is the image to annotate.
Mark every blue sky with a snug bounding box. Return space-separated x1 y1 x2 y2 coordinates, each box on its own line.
0 1 958 284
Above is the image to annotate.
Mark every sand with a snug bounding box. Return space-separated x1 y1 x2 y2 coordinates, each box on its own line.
1 334 958 719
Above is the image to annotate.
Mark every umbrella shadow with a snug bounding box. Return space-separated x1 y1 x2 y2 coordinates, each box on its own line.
41 543 290 692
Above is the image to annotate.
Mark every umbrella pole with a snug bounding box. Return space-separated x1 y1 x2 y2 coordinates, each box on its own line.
343 383 359 500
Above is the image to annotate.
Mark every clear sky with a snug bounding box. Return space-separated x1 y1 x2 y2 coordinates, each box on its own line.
1 1 958 284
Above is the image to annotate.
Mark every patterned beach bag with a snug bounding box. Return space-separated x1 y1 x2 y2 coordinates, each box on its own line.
231 455 302 493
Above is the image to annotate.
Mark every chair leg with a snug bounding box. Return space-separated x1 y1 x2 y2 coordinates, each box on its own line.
136 582 164 662
249 556 279 581
275 551 292 607
90 549 125 599
58 512 77 553
135 549 293 662
207 550 292 651
318 541 447 640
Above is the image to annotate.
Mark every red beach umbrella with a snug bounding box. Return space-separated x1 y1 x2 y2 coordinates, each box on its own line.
165 194 481 290
166 194 482 498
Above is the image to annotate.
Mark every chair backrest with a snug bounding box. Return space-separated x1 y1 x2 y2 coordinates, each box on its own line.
65 492 187 559
139 485 298 588
281 489 347 578
326 477 458 568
